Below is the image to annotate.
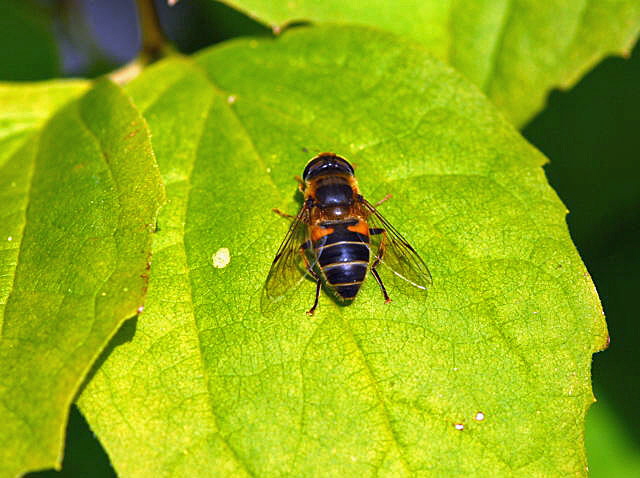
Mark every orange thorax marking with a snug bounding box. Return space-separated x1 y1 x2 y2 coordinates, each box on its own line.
311 225 334 242
347 220 370 236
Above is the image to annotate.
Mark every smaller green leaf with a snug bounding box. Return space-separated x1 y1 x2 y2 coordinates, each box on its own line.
217 0 640 125
0 79 164 477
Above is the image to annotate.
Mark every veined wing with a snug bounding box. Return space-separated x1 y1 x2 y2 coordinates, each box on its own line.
362 197 432 290
262 203 314 310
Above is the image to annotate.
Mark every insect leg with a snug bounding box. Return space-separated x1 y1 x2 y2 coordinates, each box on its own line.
272 208 296 219
373 194 393 207
294 175 305 193
307 279 322 316
299 241 322 315
370 230 391 303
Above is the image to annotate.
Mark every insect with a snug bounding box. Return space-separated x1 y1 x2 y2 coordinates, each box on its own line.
264 152 432 315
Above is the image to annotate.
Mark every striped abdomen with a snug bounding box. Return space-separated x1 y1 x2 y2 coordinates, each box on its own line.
312 219 370 301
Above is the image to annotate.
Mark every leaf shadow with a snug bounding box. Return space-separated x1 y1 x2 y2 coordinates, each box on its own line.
77 314 139 398
23 313 135 478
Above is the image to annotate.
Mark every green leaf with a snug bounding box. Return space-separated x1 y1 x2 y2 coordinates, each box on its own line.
216 0 640 126
77 26 605 477
0 79 164 477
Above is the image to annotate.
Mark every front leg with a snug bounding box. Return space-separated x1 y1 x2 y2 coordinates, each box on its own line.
374 194 392 207
272 208 295 219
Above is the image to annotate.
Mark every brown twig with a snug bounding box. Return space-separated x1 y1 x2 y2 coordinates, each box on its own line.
135 0 167 62
110 0 172 84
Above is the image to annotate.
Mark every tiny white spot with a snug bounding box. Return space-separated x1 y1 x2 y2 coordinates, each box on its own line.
101 292 107 296
212 247 231 268
453 367 458 371
266 167 271 173
227 95 237 104
137 306 145 314
7 236 12 241
532 311 539 314
454 423 464 431
474 411 485 421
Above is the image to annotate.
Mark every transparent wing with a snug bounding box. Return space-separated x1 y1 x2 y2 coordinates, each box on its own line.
262 204 314 309
362 197 432 290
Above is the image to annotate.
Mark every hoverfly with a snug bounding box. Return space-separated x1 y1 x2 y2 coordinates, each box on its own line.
263 153 432 315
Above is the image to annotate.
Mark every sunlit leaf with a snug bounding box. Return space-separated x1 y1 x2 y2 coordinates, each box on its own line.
77 26 605 477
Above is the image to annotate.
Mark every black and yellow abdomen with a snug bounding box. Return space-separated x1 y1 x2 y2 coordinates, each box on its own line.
312 219 370 301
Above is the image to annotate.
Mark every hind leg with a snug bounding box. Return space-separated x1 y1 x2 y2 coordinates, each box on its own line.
369 228 391 303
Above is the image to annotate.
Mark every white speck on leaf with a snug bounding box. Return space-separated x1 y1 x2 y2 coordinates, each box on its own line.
7 236 12 241
474 411 485 421
454 423 464 431
227 95 237 104
212 248 231 268
137 306 144 314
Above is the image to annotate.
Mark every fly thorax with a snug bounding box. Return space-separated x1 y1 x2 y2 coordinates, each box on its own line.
323 206 351 219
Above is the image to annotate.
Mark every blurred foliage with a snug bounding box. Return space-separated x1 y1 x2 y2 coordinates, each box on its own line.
154 0 271 52
586 399 640 477
0 0 59 80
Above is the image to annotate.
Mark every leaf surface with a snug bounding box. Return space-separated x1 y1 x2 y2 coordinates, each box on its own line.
0 79 164 477
78 26 606 477
216 0 640 126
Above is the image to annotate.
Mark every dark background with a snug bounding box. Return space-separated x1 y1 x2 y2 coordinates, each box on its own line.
4 0 638 476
